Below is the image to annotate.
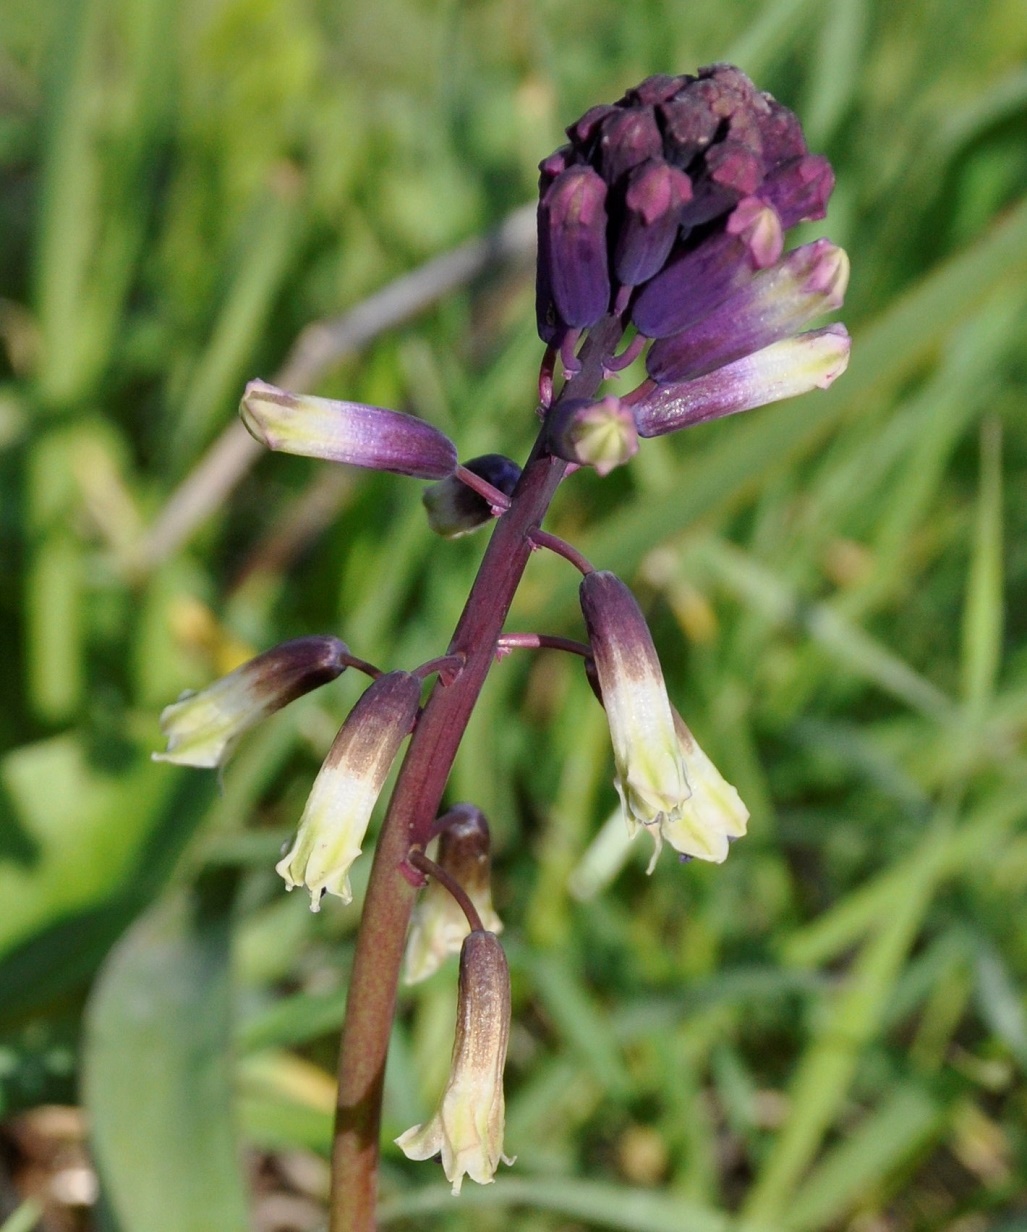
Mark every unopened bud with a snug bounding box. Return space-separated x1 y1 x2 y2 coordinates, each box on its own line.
646 240 849 383
422 455 522 538
633 324 851 438
241 379 457 479
547 396 638 476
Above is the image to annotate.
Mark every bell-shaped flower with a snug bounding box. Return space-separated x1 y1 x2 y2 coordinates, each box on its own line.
546 396 638 476
240 379 457 479
423 455 522 538
276 671 421 910
650 710 749 867
153 636 350 769
579 571 691 841
396 931 514 1193
405 806 503 984
630 198 786 340
632 324 851 437
581 571 749 871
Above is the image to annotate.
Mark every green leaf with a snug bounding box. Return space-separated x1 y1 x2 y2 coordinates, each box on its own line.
84 883 249 1232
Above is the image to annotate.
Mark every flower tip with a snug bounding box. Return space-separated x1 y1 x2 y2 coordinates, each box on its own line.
815 323 851 387
807 242 850 307
239 379 289 448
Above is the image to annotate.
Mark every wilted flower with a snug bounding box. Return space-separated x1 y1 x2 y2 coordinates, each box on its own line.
153 636 350 769
423 454 522 538
405 805 503 985
396 931 514 1193
241 379 458 479
276 671 421 910
546 396 639 476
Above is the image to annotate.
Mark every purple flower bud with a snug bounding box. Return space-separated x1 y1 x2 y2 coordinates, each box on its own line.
240 379 458 480
537 166 611 331
595 107 662 184
613 161 693 287
761 154 835 227
546 396 638 476
154 636 349 769
422 454 522 538
631 199 784 339
566 103 619 147
622 75 686 107
632 324 852 438
646 240 849 383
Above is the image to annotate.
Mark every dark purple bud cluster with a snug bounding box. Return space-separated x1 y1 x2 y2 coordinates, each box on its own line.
537 65 834 350
535 65 849 447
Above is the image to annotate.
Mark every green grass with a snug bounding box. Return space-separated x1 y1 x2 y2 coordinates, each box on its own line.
1 0 1026 1229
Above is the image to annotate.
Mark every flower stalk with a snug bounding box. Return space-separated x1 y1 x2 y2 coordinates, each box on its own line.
157 62 849 1232
328 317 624 1232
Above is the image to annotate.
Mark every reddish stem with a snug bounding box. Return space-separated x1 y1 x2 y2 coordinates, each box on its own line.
328 315 624 1232
529 528 595 575
408 849 484 933
496 632 591 658
454 464 512 514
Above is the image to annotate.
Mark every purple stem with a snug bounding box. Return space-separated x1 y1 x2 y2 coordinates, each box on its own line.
328 315 624 1232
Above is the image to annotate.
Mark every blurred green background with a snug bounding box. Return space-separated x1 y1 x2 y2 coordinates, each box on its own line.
2 0 1026 1229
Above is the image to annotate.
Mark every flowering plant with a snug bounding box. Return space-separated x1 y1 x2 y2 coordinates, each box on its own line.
158 64 847 1231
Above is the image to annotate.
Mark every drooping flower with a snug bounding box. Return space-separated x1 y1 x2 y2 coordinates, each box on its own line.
581 570 748 870
396 931 514 1193
276 671 421 910
241 379 458 479
405 805 504 985
153 636 350 769
579 570 691 841
653 710 749 866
